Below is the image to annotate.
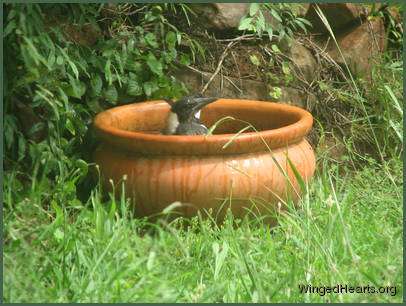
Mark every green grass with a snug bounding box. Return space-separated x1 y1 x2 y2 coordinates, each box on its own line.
3 155 402 302
3 3 403 303
4 51 403 303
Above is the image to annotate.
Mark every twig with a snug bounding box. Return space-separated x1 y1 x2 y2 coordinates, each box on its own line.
303 36 348 81
183 64 210 76
224 75 243 94
102 5 146 16
216 34 257 42
216 33 275 42
231 50 243 90
200 41 236 94
183 64 242 94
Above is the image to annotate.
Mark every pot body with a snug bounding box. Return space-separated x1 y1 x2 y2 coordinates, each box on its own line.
94 140 315 222
93 99 316 222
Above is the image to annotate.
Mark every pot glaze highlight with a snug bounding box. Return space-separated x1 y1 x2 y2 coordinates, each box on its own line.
93 99 315 223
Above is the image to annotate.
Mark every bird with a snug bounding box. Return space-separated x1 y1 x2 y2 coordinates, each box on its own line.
161 94 218 135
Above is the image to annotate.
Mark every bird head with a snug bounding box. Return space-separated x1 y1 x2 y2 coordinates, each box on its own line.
163 95 218 122
161 95 218 135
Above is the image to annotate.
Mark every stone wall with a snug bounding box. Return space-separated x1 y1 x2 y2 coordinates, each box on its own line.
176 3 390 108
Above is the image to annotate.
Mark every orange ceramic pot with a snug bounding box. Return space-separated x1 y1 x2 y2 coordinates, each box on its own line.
93 99 315 222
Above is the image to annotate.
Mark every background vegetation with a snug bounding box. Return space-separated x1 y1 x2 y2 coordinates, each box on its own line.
3 3 403 302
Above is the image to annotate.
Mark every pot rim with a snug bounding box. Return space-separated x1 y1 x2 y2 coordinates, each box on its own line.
93 99 313 155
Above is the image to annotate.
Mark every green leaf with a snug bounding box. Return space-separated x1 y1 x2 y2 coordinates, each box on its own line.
294 19 308 33
238 17 253 31
126 60 142 72
75 159 89 176
146 53 163 76
384 85 402 116
287 157 307 195
249 3 260 16
257 12 266 31
270 8 282 22
51 201 63 220
102 49 114 57
105 84 118 104
105 59 112 85
4 19 16 37
281 61 291 75
271 44 281 53
56 55 64 65
127 38 136 51
22 36 49 69
213 242 229 280
66 118 76 136
57 87 69 109
145 32 159 48
17 136 26 162
249 55 260 66
165 31 177 49
126 79 142 96
284 74 293 85
90 74 103 97
47 50 55 66
68 60 79 80
269 87 282 99
88 98 103 113
7 8 16 21
180 54 191 66
66 74 86 98
296 17 313 27
25 67 40 83
266 26 274 40
143 81 158 97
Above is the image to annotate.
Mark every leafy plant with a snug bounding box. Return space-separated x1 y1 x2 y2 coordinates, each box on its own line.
4 3 202 181
312 4 403 164
238 3 312 42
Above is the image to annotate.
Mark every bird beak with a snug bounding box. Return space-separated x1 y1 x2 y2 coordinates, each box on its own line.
192 97 218 111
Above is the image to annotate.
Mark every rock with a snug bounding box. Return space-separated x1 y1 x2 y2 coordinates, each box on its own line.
63 24 100 47
44 14 100 47
189 3 279 31
189 3 249 30
279 40 318 84
305 3 374 33
294 3 311 17
273 86 317 110
174 69 269 100
174 70 317 110
15 99 46 143
325 18 386 79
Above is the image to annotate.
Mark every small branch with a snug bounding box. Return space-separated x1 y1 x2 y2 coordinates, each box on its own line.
183 64 210 76
216 33 276 42
182 63 242 94
223 75 243 94
200 40 236 94
102 5 147 17
216 34 257 42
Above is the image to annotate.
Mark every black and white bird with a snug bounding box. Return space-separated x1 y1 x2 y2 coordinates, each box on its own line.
161 95 218 135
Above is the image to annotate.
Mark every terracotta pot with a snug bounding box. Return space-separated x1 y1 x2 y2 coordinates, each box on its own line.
93 99 315 223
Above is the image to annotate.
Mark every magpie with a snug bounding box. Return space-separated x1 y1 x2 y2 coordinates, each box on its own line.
161 95 218 135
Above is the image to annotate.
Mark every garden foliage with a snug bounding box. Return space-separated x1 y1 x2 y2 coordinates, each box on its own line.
4 3 198 175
